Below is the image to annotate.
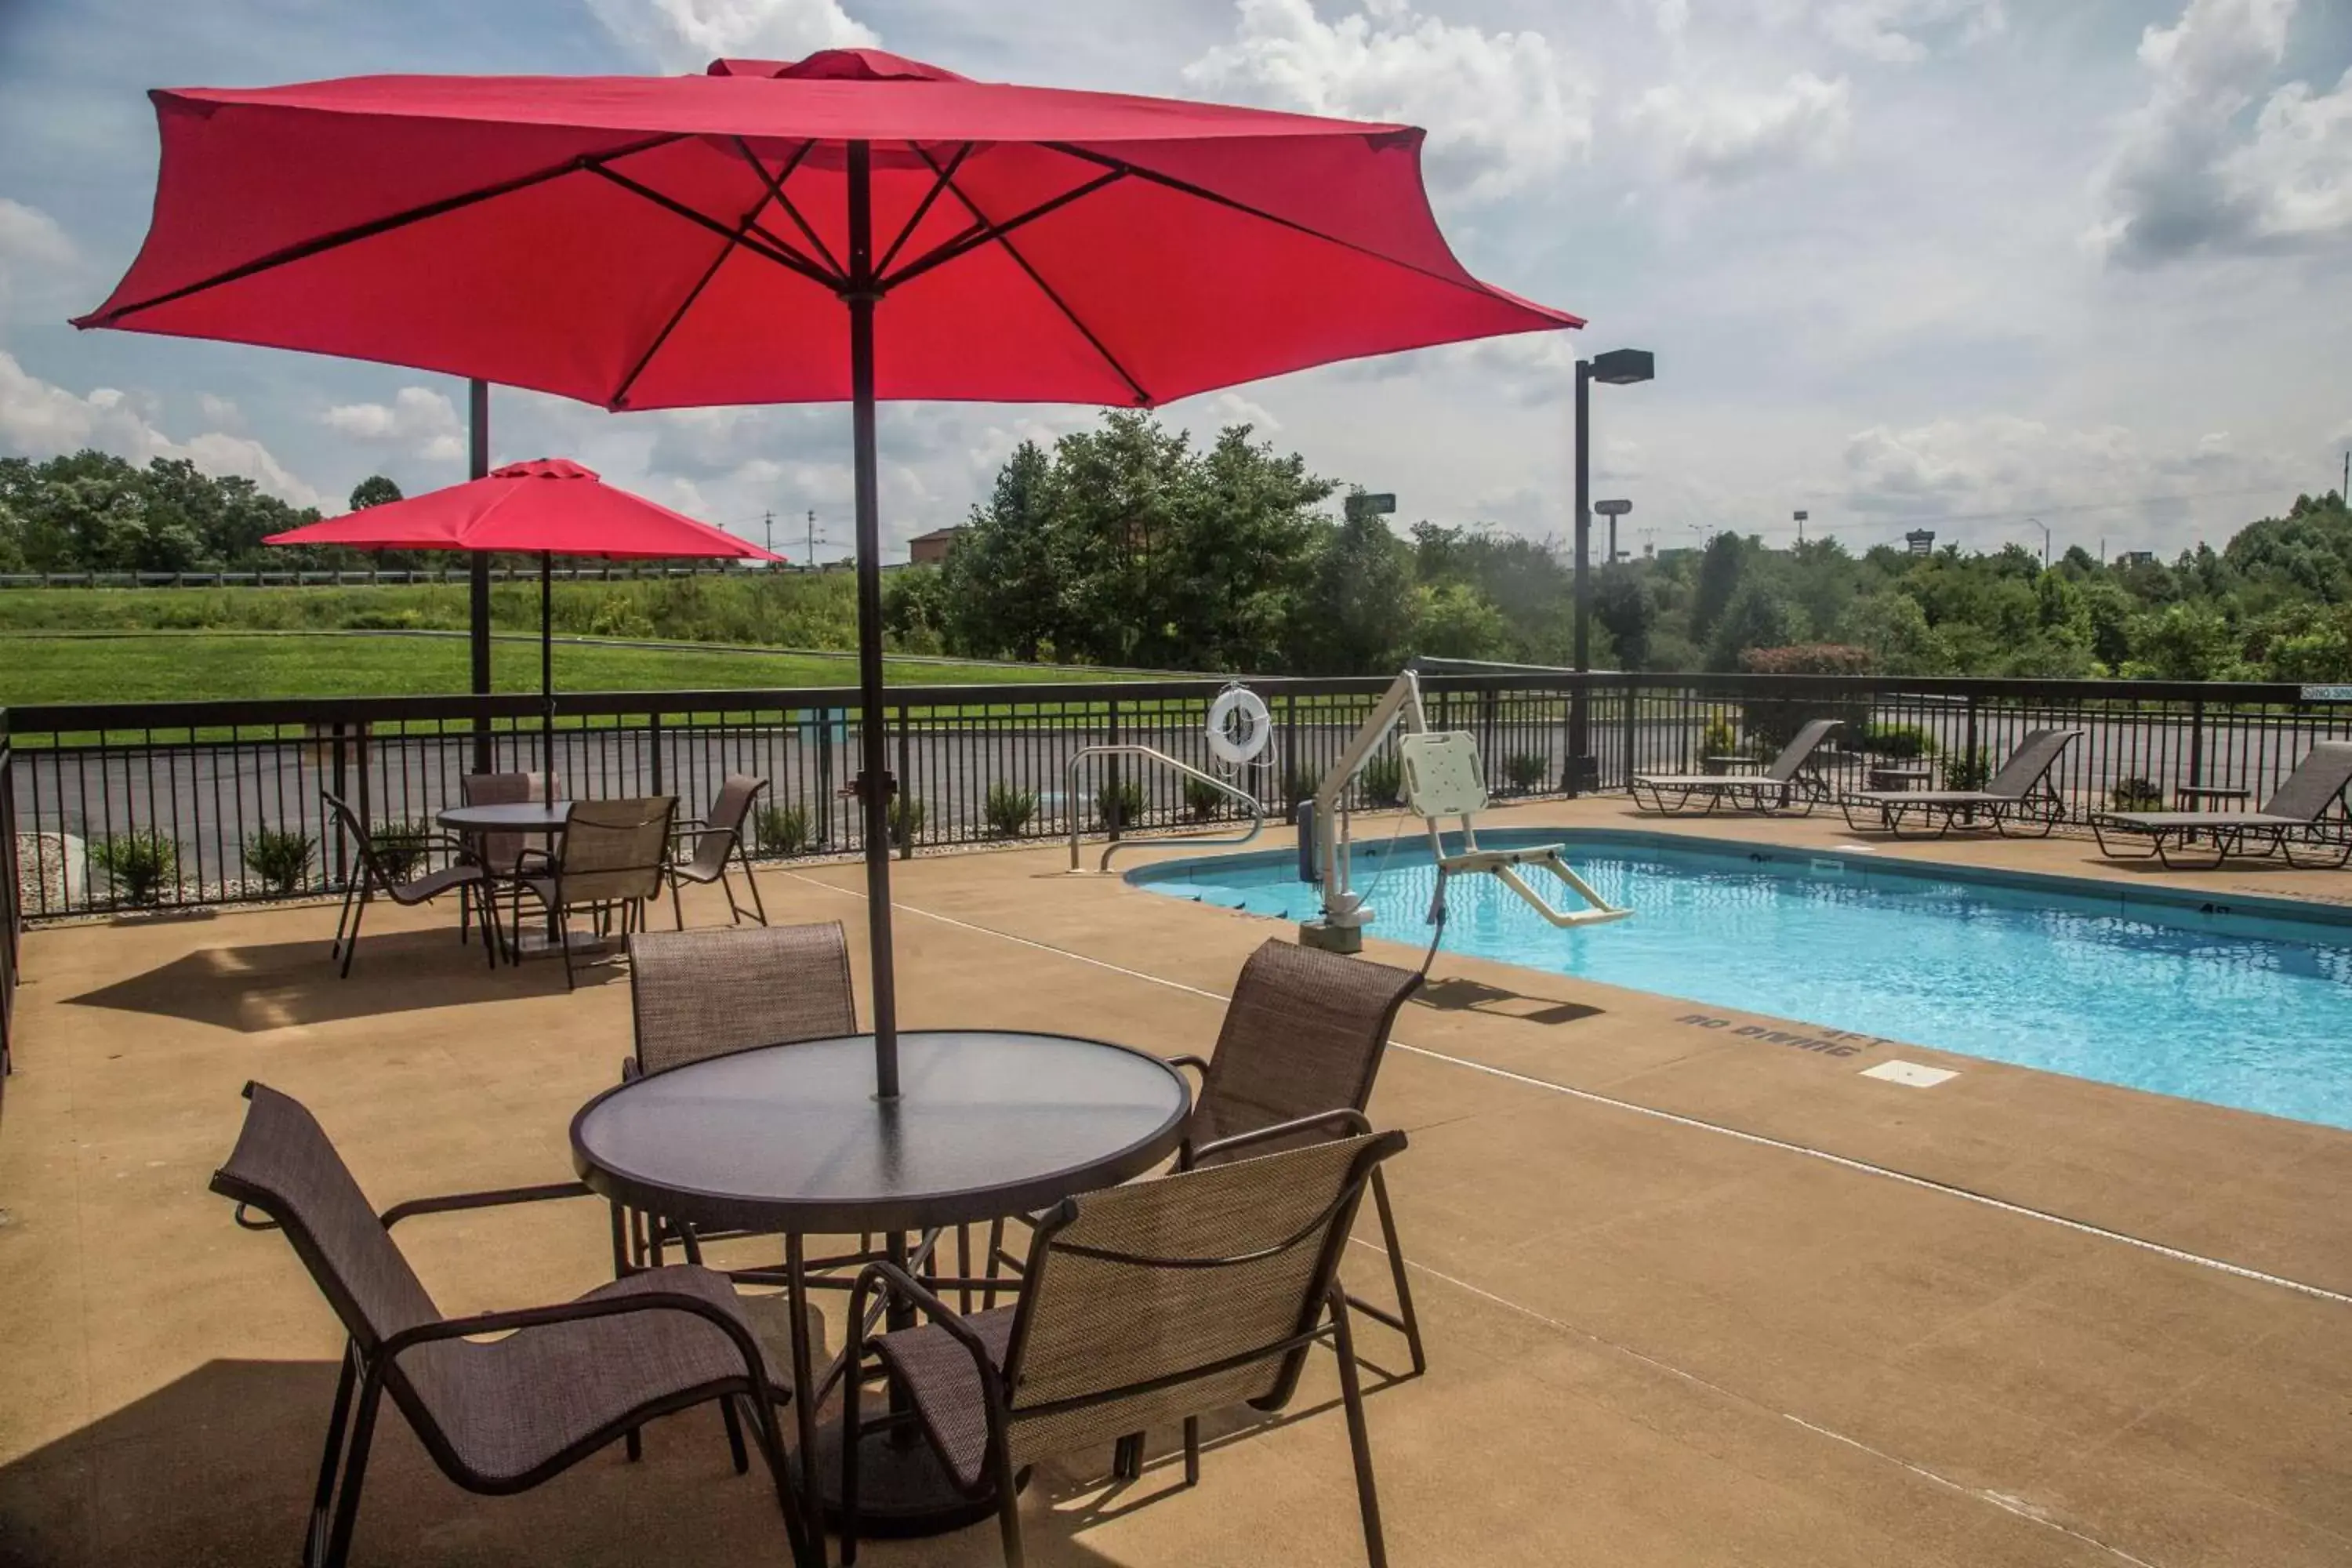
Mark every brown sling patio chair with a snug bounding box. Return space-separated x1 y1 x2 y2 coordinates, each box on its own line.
1838 727 2083 839
667 773 771 929
985 939 1428 1381
1629 717 1842 816
2090 741 2352 869
620 922 858 1272
321 792 498 978
461 769 562 881
208 1082 818 1568
842 1127 1410 1568
509 795 677 988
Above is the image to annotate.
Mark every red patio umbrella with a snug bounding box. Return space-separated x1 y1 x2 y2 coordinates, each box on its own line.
266 457 781 785
79 46 1585 1096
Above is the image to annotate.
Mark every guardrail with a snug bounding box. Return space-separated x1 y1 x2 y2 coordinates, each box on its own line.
8 671 2352 922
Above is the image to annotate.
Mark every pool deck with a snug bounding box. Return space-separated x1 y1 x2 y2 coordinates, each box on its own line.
5 797 2351 1566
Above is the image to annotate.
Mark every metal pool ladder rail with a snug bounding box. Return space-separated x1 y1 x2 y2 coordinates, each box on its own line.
1067 745 1264 873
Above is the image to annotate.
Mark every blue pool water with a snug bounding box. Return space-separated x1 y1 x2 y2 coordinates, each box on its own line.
1130 831 2352 1130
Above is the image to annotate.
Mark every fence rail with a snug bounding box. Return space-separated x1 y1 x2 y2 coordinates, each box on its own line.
9 671 2352 924
0 561 829 590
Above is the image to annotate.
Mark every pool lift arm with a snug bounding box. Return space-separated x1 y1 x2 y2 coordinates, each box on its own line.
1300 670 1631 954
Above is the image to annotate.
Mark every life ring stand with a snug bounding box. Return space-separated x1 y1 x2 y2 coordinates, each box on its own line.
1206 685 1272 768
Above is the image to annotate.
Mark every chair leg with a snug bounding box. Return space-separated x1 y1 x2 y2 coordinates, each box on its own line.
330 878 358 959
1328 1284 1389 1568
1184 1415 1200 1486
338 888 371 980
1369 1167 1425 1377
718 1393 749 1475
304 1345 360 1566
1112 1432 1144 1480
745 1384 822 1568
673 876 687 931
841 1341 866 1566
319 1365 387 1568
740 842 768 924
992 1438 1028 1568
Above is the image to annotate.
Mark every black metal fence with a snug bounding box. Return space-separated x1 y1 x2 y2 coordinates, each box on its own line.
9 671 2352 922
0 561 802 590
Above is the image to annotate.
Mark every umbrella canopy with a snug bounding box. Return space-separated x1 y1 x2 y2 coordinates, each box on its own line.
77 49 1578 407
81 47 1585 1102
267 459 779 789
263 457 780 560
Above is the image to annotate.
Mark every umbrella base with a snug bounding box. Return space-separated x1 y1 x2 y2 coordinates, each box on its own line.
812 1418 1010 1538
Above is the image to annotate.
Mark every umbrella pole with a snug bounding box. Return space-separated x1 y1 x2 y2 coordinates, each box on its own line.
847 139 901 1101
539 550 554 797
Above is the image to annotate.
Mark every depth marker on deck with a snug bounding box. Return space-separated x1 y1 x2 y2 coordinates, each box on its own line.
779 869 2352 1310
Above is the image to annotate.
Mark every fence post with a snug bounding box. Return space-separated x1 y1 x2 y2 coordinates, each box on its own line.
1964 691 1981 782
1619 675 1639 790
329 721 349 887
648 710 665 797
2187 695 2205 790
815 708 835 848
1105 698 1123 844
895 705 913 861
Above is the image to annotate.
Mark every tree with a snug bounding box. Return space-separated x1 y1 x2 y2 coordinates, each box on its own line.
349 474 403 510
941 440 1062 661
1705 580 1793 671
1691 531 1751 638
1407 581 1508 660
1287 511 1415 673
1835 590 1938 674
1592 565 1655 668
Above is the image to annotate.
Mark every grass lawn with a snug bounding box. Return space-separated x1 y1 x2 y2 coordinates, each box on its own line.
0 631 1124 709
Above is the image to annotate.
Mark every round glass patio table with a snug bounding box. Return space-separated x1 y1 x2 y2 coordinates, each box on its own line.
568 1029 1192 1540
435 800 573 834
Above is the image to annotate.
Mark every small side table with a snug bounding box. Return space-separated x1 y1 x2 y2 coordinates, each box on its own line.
1868 765 1933 792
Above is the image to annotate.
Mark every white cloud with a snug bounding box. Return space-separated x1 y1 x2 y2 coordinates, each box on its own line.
1200 390 1283 434
1631 72 1852 185
1184 0 1593 201
1810 0 2003 64
2087 0 2352 265
586 0 877 74
0 350 325 508
0 197 78 318
319 386 466 463
197 393 243 430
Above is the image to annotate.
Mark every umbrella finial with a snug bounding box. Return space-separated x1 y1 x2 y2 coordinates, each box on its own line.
706 49 969 83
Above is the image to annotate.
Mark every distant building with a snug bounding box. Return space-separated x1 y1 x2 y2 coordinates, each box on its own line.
2119 550 2156 568
1904 529 1936 557
907 526 965 566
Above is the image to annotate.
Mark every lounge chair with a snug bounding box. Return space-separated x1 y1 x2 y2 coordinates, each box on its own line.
320 792 497 978
842 1127 1410 1568
1839 727 2082 838
209 1082 817 1568
666 773 771 928
2090 742 2352 869
1630 718 1842 816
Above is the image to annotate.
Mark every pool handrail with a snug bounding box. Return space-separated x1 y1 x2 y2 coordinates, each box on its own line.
1068 745 1263 873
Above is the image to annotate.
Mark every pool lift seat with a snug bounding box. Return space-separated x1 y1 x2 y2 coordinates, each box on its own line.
1300 670 1630 954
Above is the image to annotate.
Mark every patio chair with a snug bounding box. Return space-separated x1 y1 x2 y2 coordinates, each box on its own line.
208 1081 817 1568
509 795 677 989
320 792 497 979
667 773 771 929
1629 717 1842 816
843 1126 1410 1568
621 922 857 1272
1838 727 2082 839
460 769 562 883
2089 742 2352 870
984 939 1427 1381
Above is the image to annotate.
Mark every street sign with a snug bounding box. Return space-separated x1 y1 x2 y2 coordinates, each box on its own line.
2300 685 2352 702
1345 492 1397 519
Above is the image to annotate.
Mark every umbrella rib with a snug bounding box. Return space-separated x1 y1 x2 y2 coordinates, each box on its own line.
875 142 975 278
587 165 845 292
1039 140 1549 308
729 137 844 280
78 132 690 326
608 153 808 409
878 168 1124 292
902 144 1151 407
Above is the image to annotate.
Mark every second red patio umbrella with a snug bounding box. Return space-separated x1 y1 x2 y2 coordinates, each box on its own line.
81 46 1585 1094
267 457 781 787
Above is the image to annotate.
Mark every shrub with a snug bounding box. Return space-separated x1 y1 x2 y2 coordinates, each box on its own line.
887 794 925 851
983 782 1039 837
754 801 811 857
90 830 178 906
1944 747 1994 792
2110 776 2164 811
1738 643 1876 676
1283 763 1323 811
1359 753 1404 808
244 827 315 896
1095 777 1146 832
1698 715 1740 775
1182 774 1226 820
368 819 434 881
1856 721 1937 759
1504 752 1548 793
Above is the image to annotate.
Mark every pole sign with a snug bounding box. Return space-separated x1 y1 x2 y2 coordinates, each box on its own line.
1345 492 1397 520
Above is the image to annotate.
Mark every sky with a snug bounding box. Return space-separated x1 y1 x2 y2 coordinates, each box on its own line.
0 0 2347 564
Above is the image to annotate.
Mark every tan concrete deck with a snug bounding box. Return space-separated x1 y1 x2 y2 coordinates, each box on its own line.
5 798 2351 1566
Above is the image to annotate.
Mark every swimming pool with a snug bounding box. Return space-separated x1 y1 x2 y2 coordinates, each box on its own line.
1128 830 2352 1130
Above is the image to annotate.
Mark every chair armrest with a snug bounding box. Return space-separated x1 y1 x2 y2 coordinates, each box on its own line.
1167 1054 1210 1083
379 1287 782 1397
380 1181 595 1229
848 1260 1001 1374
1183 1109 1373 1171
621 1056 642 1083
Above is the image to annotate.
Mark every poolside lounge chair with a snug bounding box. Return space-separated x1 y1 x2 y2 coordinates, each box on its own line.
1838 727 2082 839
1630 718 1842 816
2089 742 2352 869
666 773 770 929
209 1082 817 1568
842 1127 1408 1568
321 793 497 978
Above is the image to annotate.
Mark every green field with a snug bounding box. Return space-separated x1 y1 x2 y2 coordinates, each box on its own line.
0 631 1112 709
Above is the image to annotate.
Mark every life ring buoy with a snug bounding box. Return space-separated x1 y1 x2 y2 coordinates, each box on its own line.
1207 686 1272 766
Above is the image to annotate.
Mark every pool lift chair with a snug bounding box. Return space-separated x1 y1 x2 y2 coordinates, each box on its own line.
1299 670 1630 955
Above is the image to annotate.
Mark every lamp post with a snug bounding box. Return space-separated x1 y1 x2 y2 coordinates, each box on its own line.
1595 499 1632 564
2027 516 2049 568
1793 509 1807 546
1572 348 1653 792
